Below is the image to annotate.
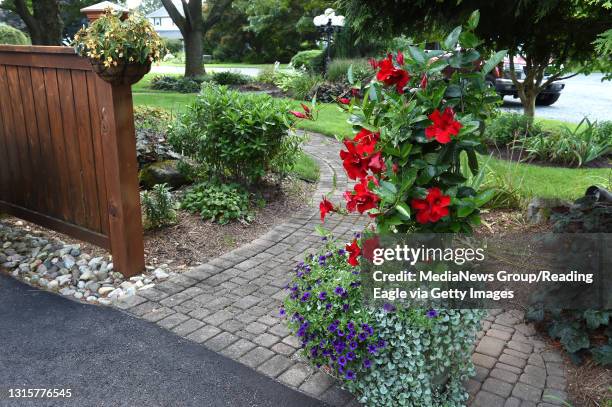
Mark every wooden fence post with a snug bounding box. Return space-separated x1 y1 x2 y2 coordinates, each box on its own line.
97 81 145 277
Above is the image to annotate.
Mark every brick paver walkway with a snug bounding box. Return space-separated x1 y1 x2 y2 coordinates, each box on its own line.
114 133 568 406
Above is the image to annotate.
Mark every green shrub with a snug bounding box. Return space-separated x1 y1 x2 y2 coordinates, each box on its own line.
181 182 252 224
521 118 611 167
150 75 208 93
134 106 172 133
291 49 324 72
484 113 544 145
140 183 177 229
210 71 250 86
280 72 323 100
0 23 30 45
163 38 183 54
326 58 374 84
595 120 612 140
256 66 277 84
168 84 301 183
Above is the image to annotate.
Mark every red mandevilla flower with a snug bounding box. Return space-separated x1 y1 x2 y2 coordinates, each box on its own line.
340 140 371 180
345 238 361 266
338 97 351 105
425 108 462 144
376 53 410 94
420 74 428 89
353 128 380 156
411 187 451 224
367 152 386 174
344 176 380 216
396 50 404 66
290 110 307 119
319 196 335 222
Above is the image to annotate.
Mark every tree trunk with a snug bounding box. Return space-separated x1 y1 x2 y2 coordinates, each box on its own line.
523 91 537 118
33 0 63 45
184 32 205 77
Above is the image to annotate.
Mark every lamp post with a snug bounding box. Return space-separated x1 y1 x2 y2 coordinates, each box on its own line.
313 8 345 73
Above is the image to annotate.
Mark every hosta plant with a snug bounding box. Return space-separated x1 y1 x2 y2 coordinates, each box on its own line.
285 11 500 406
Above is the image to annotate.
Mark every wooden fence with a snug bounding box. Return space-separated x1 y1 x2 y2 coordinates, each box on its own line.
0 45 145 277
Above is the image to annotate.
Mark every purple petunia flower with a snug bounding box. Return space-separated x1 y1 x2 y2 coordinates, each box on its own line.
325 303 332 310
363 359 372 369
336 330 345 337
349 341 358 350
346 352 355 361
377 339 386 349
342 303 349 312
334 286 344 296
279 307 286 317
347 322 355 331
383 302 397 313
338 355 347 366
318 291 327 301
358 332 367 342
367 344 377 354
327 323 337 333
301 292 311 302
345 370 356 380
338 249 346 256
426 309 439 318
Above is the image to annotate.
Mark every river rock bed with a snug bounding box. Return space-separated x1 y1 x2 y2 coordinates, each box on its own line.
0 221 172 305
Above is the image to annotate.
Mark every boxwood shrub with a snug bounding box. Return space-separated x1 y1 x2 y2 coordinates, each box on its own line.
168 84 301 184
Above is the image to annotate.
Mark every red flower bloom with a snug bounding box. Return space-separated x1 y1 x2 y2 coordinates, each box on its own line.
351 88 360 97
376 54 410 94
340 140 370 180
425 108 462 144
290 103 313 120
396 50 404 66
368 58 379 70
392 163 399 173
367 152 386 174
345 238 361 267
411 187 451 224
420 74 428 89
319 196 335 222
338 97 351 105
353 128 380 156
344 176 380 216
290 110 307 119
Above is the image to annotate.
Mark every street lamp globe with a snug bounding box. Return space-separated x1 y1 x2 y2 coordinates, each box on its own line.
313 8 345 72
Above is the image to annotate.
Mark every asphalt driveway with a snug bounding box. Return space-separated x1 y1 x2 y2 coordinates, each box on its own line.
0 274 325 407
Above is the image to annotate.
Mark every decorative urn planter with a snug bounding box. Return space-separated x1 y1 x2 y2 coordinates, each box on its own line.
90 59 151 86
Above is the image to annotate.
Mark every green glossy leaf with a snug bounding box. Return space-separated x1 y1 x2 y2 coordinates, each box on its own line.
395 202 411 219
443 26 462 50
481 50 507 76
467 10 480 30
408 45 426 64
347 64 354 85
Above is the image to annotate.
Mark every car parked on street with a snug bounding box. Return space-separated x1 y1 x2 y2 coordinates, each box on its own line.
486 56 565 106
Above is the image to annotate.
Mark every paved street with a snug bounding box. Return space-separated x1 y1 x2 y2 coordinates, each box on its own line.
0 273 325 407
500 73 612 123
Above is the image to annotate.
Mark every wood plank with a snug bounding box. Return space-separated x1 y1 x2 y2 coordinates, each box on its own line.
86 72 110 235
0 200 110 249
30 67 59 217
43 68 72 222
0 45 77 54
71 69 102 233
17 66 47 214
0 66 14 203
5 65 32 208
56 69 88 226
0 49 91 70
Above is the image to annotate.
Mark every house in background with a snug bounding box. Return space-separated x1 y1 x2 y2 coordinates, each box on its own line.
146 1 182 40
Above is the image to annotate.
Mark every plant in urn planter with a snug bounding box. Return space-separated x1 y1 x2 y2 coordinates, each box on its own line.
73 9 166 85
283 11 507 406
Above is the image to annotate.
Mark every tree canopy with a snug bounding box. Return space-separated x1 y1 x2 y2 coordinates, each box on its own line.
341 0 612 116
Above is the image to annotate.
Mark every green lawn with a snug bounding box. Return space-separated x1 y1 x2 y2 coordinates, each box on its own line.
157 62 286 69
291 152 320 182
132 82 610 202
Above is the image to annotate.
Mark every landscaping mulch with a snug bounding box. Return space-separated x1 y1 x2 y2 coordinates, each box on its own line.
2 176 314 271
